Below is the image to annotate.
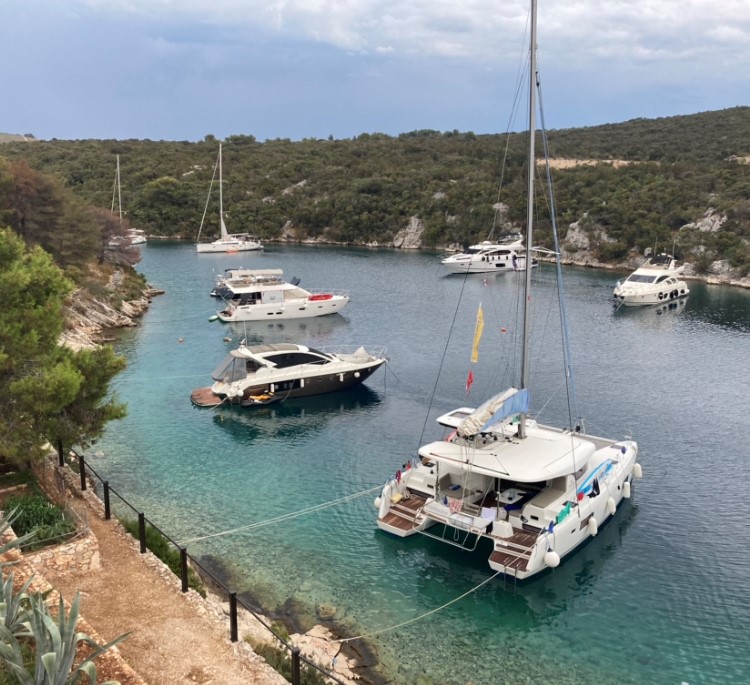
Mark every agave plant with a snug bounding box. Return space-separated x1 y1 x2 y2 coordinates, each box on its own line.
0 591 127 685
0 570 34 635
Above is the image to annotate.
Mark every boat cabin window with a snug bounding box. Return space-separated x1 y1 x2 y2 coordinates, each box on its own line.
626 274 657 284
264 352 329 368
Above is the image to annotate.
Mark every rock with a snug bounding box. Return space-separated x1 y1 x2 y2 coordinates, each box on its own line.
316 603 336 620
393 216 424 249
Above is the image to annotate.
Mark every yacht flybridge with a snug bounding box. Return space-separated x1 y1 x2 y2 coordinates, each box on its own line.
613 254 690 307
375 0 641 581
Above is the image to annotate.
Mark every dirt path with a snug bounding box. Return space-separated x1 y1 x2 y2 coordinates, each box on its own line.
42 511 287 685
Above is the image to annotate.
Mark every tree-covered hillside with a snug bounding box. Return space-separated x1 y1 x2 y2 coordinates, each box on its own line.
2 107 749 274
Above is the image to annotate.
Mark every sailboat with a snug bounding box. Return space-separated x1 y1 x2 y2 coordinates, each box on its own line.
109 155 146 246
374 0 641 580
196 144 264 253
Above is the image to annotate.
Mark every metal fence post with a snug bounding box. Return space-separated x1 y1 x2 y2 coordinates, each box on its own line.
291 646 301 685
138 513 146 553
57 440 64 467
103 481 111 520
230 592 238 642
180 548 189 593
78 454 87 491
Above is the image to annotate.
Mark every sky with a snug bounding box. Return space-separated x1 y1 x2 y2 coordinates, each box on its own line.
0 0 748 142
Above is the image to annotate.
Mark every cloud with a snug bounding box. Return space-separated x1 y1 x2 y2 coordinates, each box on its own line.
1 0 747 140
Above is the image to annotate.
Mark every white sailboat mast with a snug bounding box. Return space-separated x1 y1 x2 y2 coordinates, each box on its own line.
112 154 123 228
219 143 228 239
519 0 537 440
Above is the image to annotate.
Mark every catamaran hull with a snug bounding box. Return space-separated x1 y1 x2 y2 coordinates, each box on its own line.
375 439 639 582
217 296 349 321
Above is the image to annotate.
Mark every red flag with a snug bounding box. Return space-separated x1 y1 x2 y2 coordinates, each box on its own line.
465 369 474 395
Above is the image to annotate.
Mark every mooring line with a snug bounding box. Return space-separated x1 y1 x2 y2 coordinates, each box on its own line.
334 571 502 642
179 485 382 545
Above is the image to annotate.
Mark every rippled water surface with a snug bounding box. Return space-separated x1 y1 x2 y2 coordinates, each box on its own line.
97 243 750 685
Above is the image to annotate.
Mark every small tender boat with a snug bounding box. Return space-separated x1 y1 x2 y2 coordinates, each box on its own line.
128 228 147 245
441 233 537 274
190 342 386 407
213 268 349 322
613 253 690 307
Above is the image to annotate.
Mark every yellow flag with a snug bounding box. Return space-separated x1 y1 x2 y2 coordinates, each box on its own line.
471 304 484 363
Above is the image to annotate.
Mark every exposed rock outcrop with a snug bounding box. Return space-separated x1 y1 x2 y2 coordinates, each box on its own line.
59 288 160 351
392 216 424 249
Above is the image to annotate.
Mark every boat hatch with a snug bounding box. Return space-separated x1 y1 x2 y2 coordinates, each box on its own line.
436 407 476 429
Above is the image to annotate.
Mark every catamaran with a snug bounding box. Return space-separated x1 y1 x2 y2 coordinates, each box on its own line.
374 0 641 580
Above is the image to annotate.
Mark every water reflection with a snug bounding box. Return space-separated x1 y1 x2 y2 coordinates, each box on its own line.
222 315 350 346
211 385 383 444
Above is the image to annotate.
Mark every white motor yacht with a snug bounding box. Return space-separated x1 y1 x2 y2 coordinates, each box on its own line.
211 268 349 322
613 254 690 307
191 343 386 407
441 233 537 274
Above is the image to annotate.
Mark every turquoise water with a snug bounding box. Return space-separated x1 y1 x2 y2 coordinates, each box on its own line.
96 243 750 685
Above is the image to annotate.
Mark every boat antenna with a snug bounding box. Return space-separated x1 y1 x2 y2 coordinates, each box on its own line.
518 0 537 440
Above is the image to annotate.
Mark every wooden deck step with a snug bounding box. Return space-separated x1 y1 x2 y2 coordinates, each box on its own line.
489 549 529 572
379 492 428 532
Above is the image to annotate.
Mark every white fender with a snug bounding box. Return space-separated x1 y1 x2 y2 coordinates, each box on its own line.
587 517 599 536
623 481 631 499
354 371 361 378
300 378 305 388
544 550 561 568
607 497 617 515
633 463 643 479
374 497 381 509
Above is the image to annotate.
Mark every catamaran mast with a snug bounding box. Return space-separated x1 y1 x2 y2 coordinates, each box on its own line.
519 0 537 440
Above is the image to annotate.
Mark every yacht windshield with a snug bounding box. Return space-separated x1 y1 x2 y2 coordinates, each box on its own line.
626 274 657 284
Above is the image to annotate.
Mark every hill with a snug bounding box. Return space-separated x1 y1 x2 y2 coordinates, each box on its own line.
0 108 748 276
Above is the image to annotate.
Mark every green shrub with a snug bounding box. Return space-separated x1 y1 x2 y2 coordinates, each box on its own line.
3 491 76 551
119 518 205 597
251 642 328 685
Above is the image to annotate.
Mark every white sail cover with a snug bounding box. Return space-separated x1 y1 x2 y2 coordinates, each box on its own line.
456 388 530 438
